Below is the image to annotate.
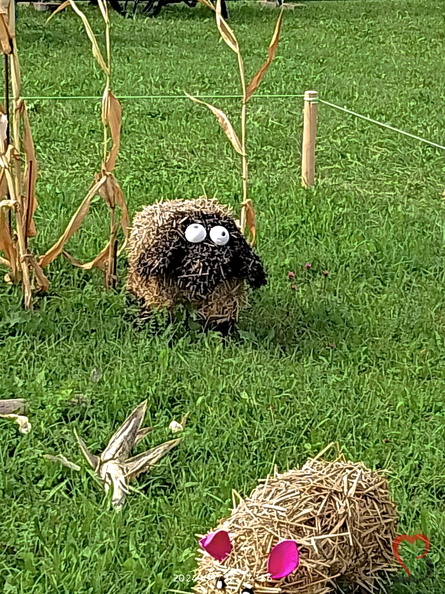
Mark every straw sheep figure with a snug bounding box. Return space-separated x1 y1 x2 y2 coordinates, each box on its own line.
127 198 267 334
195 456 398 594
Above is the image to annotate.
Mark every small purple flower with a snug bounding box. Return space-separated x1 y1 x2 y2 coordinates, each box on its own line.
304 262 312 270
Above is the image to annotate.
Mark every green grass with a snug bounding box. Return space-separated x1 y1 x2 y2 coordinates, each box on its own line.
1 0 445 591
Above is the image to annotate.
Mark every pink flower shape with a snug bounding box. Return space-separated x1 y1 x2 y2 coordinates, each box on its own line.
268 540 300 579
199 530 232 562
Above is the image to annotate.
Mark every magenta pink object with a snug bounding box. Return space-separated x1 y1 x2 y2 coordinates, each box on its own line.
199 530 232 562
267 540 300 579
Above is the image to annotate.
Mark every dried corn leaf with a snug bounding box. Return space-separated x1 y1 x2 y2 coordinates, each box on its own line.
96 0 109 25
0 0 10 17
64 244 109 271
0 205 16 274
102 90 122 173
195 0 216 11
113 179 130 247
0 198 14 209
46 0 71 22
246 10 283 102
64 177 129 271
101 173 130 245
63 241 110 272
75 429 100 470
134 426 153 447
39 175 107 268
98 172 117 209
243 199 256 245
67 0 109 76
11 54 22 107
124 438 181 481
102 401 147 463
0 13 11 54
215 0 239 54
0 112 7 154
29 257 50 292
0 150 16 275
186 92 243 155
0 170 9 199
20 101 39 237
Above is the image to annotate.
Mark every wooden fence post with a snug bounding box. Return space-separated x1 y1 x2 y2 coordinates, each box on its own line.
301 90 318 188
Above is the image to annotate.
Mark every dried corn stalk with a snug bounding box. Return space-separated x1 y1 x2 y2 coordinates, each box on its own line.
41 0 129 289
188 1 283 246
0 0 49 308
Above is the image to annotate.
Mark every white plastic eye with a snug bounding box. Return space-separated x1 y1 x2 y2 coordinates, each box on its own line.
216 577 227 590
185 223 206 243
210 225 230 246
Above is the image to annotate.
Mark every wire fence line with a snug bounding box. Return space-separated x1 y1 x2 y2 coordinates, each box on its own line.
3 92 444 152
318 98 445 152
11 93 306 100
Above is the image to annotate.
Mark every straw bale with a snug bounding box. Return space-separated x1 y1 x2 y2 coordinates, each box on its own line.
194 457 398 593
127 197 266 331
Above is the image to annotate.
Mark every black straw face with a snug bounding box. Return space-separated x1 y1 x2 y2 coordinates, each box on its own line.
136 210 267 299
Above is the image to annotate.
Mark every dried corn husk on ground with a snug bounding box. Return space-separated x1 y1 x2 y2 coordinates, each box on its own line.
76 401 182 510
0 413 31 434
0 400 31 434
0 398 27 415
195 451 398 594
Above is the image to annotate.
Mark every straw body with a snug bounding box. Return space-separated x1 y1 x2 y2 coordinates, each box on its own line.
195 457 398 593
126 197 266 332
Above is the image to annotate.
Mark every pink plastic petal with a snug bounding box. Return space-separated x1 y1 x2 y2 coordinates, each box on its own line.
267 540 300 579
199 530 232 562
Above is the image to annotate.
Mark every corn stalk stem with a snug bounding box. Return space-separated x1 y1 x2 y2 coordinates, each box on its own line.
4 54 9 146
7 0 33 306
103 88 108 166
103 0 110 167
9 0 22 206
1 154 32 307
103 1 116 289
106 206 118 289
237 52 248 233
4 51 11 232
14 198 32 308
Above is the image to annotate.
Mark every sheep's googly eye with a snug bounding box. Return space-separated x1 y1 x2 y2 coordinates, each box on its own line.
185 223 207 243
210 225 230 246
215 577 227 590
241 588 254 594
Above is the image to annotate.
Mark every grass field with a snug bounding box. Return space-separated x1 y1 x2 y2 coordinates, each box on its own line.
1 0 445 591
